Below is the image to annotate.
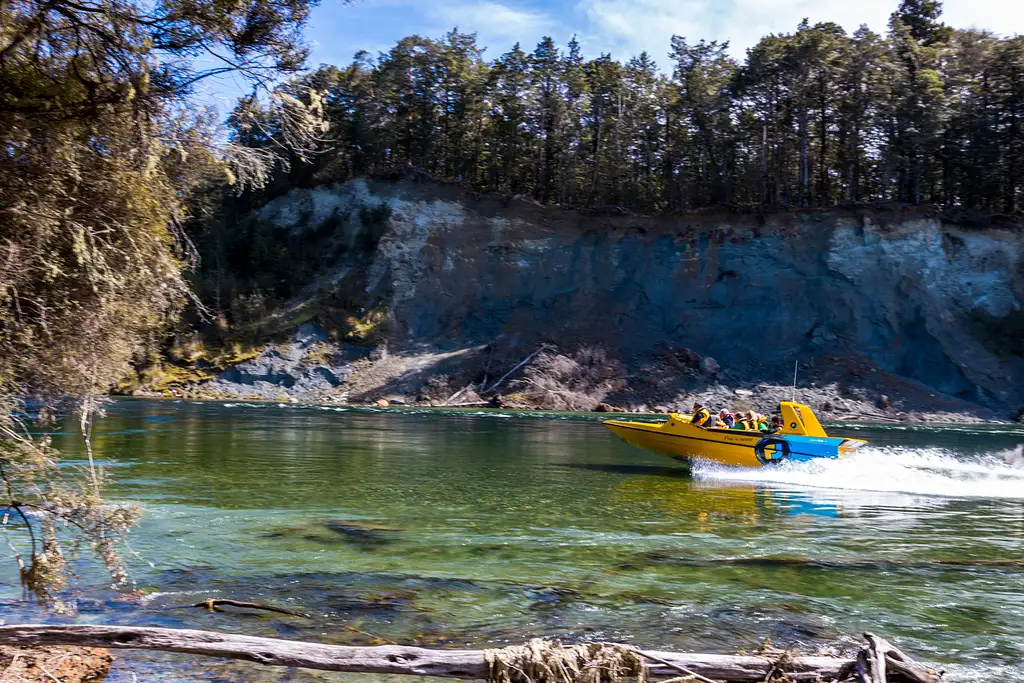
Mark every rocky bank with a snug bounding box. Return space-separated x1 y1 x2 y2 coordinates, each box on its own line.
0 645 111 682
144 179 1024 422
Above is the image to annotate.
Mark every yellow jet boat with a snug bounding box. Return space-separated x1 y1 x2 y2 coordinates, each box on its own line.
604 401 866 468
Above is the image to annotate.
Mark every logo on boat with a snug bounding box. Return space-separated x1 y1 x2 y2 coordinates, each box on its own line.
754 436 790 465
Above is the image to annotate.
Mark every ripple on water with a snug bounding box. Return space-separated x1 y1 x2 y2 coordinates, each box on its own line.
9 399 1024 682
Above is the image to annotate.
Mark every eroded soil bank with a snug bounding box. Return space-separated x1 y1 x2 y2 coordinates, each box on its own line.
132 179 1024 423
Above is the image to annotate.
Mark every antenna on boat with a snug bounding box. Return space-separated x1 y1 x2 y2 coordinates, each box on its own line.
791 360 798 402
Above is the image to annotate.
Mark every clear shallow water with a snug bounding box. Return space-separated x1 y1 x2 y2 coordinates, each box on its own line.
2 400 1024 682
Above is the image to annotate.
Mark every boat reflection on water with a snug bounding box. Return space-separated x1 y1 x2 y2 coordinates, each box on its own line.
612 468 840 523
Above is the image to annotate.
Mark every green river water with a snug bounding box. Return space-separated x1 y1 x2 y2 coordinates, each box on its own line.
3 399 1024 682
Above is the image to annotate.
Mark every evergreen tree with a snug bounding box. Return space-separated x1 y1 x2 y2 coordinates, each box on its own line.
992 38 1024 211
888 0 951 203
558 36 590 205
488 43 531 193
229 3 1024 216
530 37 563 203
668 37 737 206
893 0 953 46
622 52 663 208
584 54 625 203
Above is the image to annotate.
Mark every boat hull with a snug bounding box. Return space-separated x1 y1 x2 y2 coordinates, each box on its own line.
603 403 865 468
604 419 768 467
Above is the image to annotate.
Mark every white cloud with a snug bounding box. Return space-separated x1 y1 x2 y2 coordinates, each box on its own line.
577 0 1024 63
304 0 1024 75
577 0 713 63
426 0 559 53
943 0 1024 35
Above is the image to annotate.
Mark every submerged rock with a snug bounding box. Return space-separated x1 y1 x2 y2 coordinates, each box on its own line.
318 520 400 549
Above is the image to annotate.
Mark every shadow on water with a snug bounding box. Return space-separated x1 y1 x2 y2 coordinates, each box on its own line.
78 565 848 656
553 462 690 477
259 519 401 551
322 520 399 547
620 552 1024 573
606 468 843 520
555 463 839 518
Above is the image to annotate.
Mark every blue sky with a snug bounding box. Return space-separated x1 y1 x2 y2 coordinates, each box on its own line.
305 0 1024 67
201 0 1024 112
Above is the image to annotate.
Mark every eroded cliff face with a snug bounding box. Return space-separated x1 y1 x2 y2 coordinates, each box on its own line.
256 179 1024 410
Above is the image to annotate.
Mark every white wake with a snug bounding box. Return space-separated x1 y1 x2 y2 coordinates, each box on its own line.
692 445 1024 501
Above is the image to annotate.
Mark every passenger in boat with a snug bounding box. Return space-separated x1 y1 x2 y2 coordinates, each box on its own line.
716 410 735 428
756 413 771 432
691 403 712 427
733 411 754 430
768 415 783 433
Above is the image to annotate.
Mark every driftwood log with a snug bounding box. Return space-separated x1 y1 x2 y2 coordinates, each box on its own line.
482 346 548 394
0 625 837 681
0 626 939 683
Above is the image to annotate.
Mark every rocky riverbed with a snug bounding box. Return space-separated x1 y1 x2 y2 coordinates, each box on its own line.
0 645 111 683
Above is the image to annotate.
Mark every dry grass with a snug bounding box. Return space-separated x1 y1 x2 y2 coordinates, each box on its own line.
508 347 627 411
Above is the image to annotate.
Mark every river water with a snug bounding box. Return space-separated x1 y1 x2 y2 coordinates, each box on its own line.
3 400 1024 681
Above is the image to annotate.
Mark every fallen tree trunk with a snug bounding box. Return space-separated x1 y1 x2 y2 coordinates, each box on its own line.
441 385 473 406
482 346 547 394
0 626 937 682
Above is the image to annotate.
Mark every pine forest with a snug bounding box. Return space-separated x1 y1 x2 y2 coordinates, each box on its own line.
233 2 1024 215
